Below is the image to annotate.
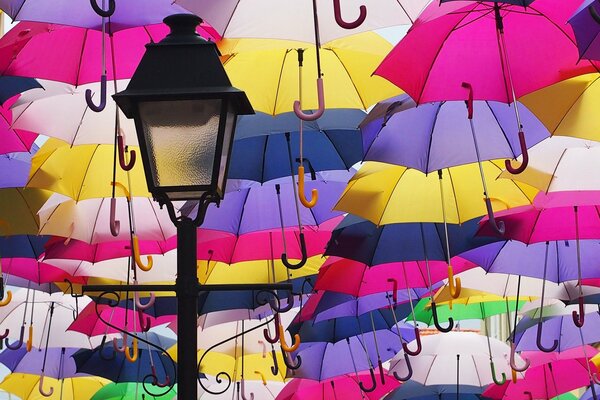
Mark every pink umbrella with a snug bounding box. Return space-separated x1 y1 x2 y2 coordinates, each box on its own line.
0 104 36 155
1 258 86 286
482 346 599 400
275 371 399 400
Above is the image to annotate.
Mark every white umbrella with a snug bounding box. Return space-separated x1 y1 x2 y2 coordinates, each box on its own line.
200 378 284 400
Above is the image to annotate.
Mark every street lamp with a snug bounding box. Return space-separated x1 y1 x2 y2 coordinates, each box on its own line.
91 13 292 400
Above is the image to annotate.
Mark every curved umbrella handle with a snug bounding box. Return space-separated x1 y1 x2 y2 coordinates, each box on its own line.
113 333 127 353
135 292 156 311
590 5 600 24
138 309 152 332
133 235 153 271
5 326 24 350
572 296 585 328
125 337 139 362
509 342 530 372
240 379 255 400
505 131 528 174
392 353 413 382
293 78 325 121
402 327 422 356
26 325 33 352
524 391 533 400
117 134 136 171
484 197 506 235
387 278 398 305
431 302 454 333
38 373 54 397
85 74 107 112
150 365 171 388
536 319 558 353
281 232 307 270
270 291 294 313
99 335 116 360
0 290 12 307
297 166 318 208
278 324 300 352
448 264 461 299
90 0 115 17
264 314 280 344
0 329 9 340
461 82 474 120
282 349 302 370
111 181 131 199
254 370 267 386
358 367 377 392
592 372 600 384
270 349 279 376
109 197 120 237
333 0 367 29
490 361 507 385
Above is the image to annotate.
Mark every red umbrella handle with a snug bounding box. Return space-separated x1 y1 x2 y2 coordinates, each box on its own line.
117 134 136 171
333 0 367 29
263 314 280 344
387 278 398 305
402 328 422 356
572 296 585 327
504 131 529 174
109 197 120 237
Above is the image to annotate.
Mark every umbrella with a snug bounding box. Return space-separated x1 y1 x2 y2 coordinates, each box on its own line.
0 347 86 378
388 332 522 387
334 161 537 226
0 235 47 259
199 379 285 400
361 94 549 173
276 371 400 400
0 374 109 399
0 258 86 287
384 382 485 400
0 106 36 155
568 0 600 60
91 382 178 400
0 76 41 105
0 151 33 189
0 187 50 236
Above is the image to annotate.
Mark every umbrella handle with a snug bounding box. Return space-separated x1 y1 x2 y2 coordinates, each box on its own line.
4 325 24 350
0 329 8 340
523 391 533 400
448 264 461 299
386 278 398 305
297 166 318 208
509 342 530 372
26 325 33 352
461 82 474 120
504 131 529 174
270 291 294 313
402 327 422 356
378 358 386 384
592 372 600 384
392 353 413 382
263 314 280 344
38 373 54 397
270 348 279 376
359 367 378 392
0 290 12 307
536 319 558 352
99 335 116 360
490 361 507 385
572 296 585 328
240 379 255 400
111 181 131 200
254 370 267 386
133 235 154 271
293 78 325 121
113 333 127 353
281 232 308 270
258 340 267 358
85 74 107 112
109 197 120 237
278 324 301 352
117 134 136 171
150 365 171 388
484 197 506 235
134 291 156 311
511 368 518 383
590 5 600 24
90 0 115 17
281 348 302 370
124 337 139 362
431 302 454 333
333 0 367 29
137 309 152 332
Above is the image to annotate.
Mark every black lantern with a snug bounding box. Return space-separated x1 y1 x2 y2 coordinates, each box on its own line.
113 13 254 205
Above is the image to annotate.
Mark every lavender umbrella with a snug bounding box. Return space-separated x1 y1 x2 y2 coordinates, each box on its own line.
0 347 87 378
568 0 600 61
0 152 32 188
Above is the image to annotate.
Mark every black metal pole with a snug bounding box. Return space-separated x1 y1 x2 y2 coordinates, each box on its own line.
176 216 199 400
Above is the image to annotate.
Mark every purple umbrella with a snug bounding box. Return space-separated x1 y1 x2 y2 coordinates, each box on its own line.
568 0 600 61
0 151 32 188
361 94 549 174
0 346 87 378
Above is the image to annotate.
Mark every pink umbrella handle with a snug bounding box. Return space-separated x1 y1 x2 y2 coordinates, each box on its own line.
113 333 127 353
134 280 156 310
5 325 24 350
509 342 530 372
117 135 136 171
572 296 585 327
386 278 398 305
590 5 600 24
263 314 280 344
392 353 413 382
150 365 171 388
38 373 54 397
523 391 533 400
293 78 325 121
536 319 558 352
490 361 506 385
402 328 422 356
240 379 255 400
258 340 267 358
504 131 529 174
431 302 454 333
333 0 367 29
90 0 115 17
109 197 120 237
359 367 378 392
85 74 107 112
461 82 474 120
138 309 152 332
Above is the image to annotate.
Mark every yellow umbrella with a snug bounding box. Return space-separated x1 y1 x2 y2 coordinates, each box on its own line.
27 138 149 200
334 161 538 225
432 286 535 306
521 73 600 141
219 32 402 115
0 374 109 400
0 187 51 236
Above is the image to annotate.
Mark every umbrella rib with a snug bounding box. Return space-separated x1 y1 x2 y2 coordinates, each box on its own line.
272 49 292 117
545 148 567 194
394 0 415 24
323 129 352 170
486 101 518 159
89 198 106 244
147 198 169 241
444 168 462 223
74 29 89 88
326 48 368 110
219 0 243 38
16 188 40 232
37 201 62 236
235 187 251 236
261 135 269 183
378 168 407 227
422 353 437 385
488 160 533 203
73 145 100 201
552 75 600 134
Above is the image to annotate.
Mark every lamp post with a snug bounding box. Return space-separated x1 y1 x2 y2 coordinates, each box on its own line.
80 14 292 400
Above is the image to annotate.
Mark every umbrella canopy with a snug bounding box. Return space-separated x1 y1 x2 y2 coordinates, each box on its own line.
0 374 109 400
0 234 47 259
0 347 86 378
374 0 598 103
334 161 537 225
568 0 600 61
389 332 521 387
0 106 36 156
0 151 34 189
198 351 287 383
91 382 178 400
361 94 549 173
0 187 50 236
1 258 86 287
219 34 402 114
384 382 485 400
0 76 41 105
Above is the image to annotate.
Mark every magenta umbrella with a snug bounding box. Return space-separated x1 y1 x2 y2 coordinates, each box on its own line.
0 104 36 155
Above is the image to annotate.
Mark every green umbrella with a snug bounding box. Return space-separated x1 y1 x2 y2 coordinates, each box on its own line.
91 383 177 400
551 393 578 400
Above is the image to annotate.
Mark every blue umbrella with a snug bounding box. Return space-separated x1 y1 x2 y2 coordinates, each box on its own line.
0 76 42 104
384 381 485 400
0 234 49 259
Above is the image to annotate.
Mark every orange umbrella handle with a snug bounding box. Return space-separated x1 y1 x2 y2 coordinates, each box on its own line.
26 325 33 352
297 166 318 208
125 337 139 362
278 324 300 352
133 235 153 271
254 370 267 386
0 290 12 307
448 265 461 299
